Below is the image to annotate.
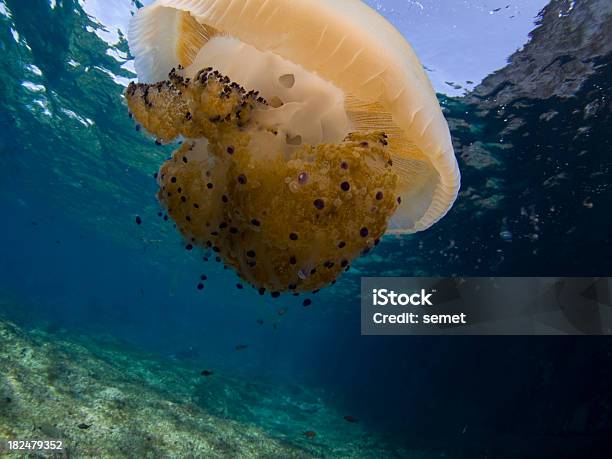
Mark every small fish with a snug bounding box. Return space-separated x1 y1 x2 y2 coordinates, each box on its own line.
256 319 264 325
171 346 200 360
303 431 317 438
278 307 288 316
343 415 359 423
200 370 214 377
235 344 248 351
78 423 91 430
499 230 513 242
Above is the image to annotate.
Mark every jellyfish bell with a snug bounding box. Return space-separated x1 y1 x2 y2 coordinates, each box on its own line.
126 0 460 293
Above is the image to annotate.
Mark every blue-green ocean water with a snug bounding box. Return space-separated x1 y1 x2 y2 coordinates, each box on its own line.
1 0 612 457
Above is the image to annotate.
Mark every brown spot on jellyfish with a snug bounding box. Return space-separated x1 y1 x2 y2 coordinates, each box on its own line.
125 0 460 294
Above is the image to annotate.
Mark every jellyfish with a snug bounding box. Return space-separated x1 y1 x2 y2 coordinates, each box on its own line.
125 0 460 294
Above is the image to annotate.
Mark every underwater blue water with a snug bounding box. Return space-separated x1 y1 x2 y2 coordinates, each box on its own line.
1 0 612 456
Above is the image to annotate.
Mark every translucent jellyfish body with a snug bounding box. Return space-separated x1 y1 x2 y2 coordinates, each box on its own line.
126 0 460 293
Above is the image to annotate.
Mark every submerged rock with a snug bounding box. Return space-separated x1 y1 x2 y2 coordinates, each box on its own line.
0 318 313 457
465 0 612 111
0 317 394 458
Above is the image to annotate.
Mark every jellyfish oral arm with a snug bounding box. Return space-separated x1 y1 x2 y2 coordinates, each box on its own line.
126 67 399 293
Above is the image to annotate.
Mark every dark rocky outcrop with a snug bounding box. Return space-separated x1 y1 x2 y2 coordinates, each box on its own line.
464 0 612 111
